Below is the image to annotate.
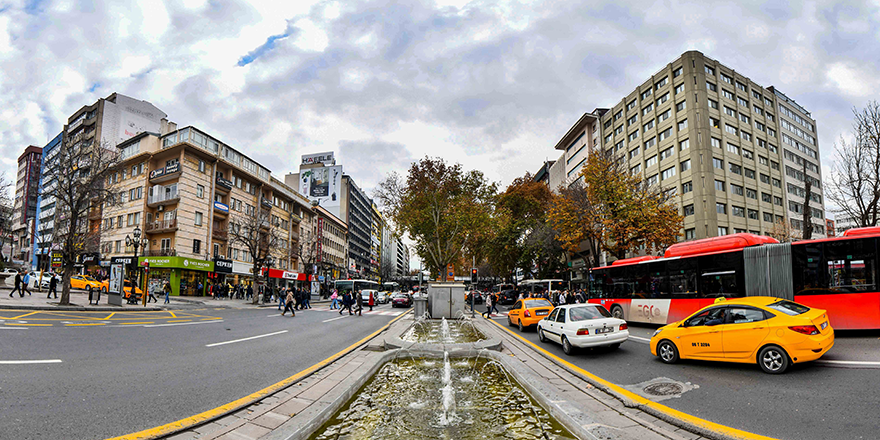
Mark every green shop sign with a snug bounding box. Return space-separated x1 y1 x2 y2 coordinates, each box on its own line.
138 256 214 272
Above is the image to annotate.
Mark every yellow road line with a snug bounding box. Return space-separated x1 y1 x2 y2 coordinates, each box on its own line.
166 320 191 323
487 319 777 440
120 322 154 325
9 311 40 320
168 311 177 318
65 323 106 326
108 310 411 440
5 323 52 327
200 317 222 321
105 313 116 320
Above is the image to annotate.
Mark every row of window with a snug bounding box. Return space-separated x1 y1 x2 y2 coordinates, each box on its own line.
778 104 815 133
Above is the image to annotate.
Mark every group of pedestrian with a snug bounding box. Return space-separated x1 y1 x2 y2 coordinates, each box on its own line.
278 287 313 317
336 289 373 316
209 281 252 300
482 291 499 317
8 270 32 298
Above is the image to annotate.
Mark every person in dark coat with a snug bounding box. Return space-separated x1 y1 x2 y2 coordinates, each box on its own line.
9 271 23 298
47 273 58 299
339 291 353 315
354 289 363 316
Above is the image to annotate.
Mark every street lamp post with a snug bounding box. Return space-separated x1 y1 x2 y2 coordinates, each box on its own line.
265 255 275 303
125 225 149 306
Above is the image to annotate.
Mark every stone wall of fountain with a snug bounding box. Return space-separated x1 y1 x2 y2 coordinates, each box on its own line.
386 315 503 352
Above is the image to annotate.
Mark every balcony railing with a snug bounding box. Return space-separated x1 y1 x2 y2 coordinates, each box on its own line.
145 219 178 233
216 176 233 191
147 190 180 207
212 229 228 241
145 248 177 257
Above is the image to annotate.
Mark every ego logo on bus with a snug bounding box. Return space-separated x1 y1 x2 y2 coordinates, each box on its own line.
637 304 661 319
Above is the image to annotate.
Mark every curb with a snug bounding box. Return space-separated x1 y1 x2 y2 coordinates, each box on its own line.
107 310 413 440
0 304 164 312
485 318 777 440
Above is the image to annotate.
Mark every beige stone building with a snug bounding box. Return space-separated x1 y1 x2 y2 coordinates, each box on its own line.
100 125 315 296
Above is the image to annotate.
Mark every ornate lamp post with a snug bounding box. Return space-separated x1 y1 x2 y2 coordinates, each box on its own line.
125 225 149 306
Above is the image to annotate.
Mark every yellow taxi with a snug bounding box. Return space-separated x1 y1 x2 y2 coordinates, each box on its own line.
100 279 144 298
650 297 834 374
507 298 555 332
69 275 103 293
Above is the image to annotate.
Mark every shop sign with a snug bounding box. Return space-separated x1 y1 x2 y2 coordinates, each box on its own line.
150 163 179 179
301 152 335 165
213 257 233 273
138 256 214 272
213 201 229 213
282 271 298 280
51 252 63 268
111 256 136 267
80 253 100 265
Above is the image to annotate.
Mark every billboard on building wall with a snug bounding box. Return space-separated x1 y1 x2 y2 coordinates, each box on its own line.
301 152 335 166
299 165 342 215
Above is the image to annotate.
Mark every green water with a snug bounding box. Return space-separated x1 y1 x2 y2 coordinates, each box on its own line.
309 357 576 440
400 319 487 344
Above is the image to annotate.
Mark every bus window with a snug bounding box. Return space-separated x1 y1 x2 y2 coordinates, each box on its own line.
697 252 744 297
792 242 823 295
825 238 877 293
668 258 698 298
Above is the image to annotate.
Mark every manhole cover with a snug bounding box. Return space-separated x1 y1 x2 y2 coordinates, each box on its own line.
643 382 683 396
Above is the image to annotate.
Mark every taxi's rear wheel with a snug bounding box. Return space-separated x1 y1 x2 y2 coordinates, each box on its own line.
518 319 525 332
657 340 679 364
507 316 514 327
561 336 575 355
758 345 790 374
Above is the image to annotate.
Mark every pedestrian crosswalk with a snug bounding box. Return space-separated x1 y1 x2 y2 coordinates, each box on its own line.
271 306 406 317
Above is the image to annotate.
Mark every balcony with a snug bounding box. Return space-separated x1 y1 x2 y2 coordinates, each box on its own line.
144 219 178 233
216 176 233 192
145 248 177 257
149 163 181 183
212 228 228 241
213 201 229 215
147 190 180 208
261 197 273 209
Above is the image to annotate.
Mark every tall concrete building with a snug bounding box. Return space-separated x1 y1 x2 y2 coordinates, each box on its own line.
549 51 825 253
11 145 43 265
34 133 62 270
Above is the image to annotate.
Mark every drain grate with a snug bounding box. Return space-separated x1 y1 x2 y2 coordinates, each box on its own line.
643 382 683 396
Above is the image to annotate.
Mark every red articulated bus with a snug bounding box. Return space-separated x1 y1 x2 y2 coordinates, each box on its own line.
588 228 880 330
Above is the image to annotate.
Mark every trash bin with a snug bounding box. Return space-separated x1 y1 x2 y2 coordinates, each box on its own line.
413 297 428 318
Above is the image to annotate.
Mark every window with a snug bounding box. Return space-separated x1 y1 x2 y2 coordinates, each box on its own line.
641 88 652 100
658 127 673 142
708 99 719 109
629 148 640 159
713 157 724 169
746 188 757 199
198 160 206 173
682 181 693 194
764 212 773 222
644 136 656 150
724 106 736 117
630 164 641 175
718 226 729 235
771 160 779 170
196 184 204 198
674 67 683 77
647 174 658 186
660 147 674 160
710 117 720 129
736 81 748 92
129 186 143 200
707 82 717 92
774 196 783 206
737 97 749 107
628 131 639 141
115 240 121 253
661 166 676 180
722 89 734 100
677 119 688 131
655 77 668 89
675 100 686 112
627 114 638 126
764 97 773 107
715 180 725 191
759 155 768 166
725 124 737 135
754 105 763 115
731 184 744 195
684 204 695 216
732 206 745 217
729 164 742 175
675 83 685 95
740 114 750 124
727 143 740 155
643 119 655 132
195 211 203 226
193 239 201 254
745 168 755 179
705 66 715 75
685 228 695 240
711 137 721 148
642 103 653 115
748 209 759 220
760 173 770 184
772 178 781 188
627 99 637 111
756 121 765 131
742 149 753 160
679 139 690 151
646 155 658 167
656 92 669 106
613 110 622 121
680 159 691 172
741 131 751 141
720 73 732 84
762 192 772 203
716 203 727 214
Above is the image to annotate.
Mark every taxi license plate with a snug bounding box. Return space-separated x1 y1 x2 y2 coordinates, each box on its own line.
821 321 828 330
536 310 549 316
595 327 613 334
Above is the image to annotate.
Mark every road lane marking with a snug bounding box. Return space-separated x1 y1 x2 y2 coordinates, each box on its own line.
206 330 288 347
487 318 776 440
0 359 62 364
65 323 106 326
121 322 154 325
267 314 282 317
322 316 348 323
5 323 51 326
0 327 27 330
167 320 192 323
815 360 880 368
109 310 411 440
143 320 223 328
8 311 39 320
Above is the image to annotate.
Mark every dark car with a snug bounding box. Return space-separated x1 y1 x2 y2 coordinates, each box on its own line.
497 289 519 305
466 291 483 304
391 293 413 308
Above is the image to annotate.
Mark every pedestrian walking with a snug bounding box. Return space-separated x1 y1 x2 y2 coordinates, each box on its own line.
330 289 339 309
163 280 172 304
490 293 499 316
355 289 363 316
246 284 253 301
482 292 493 318
22 272 32 296
339 291 353 315
368 290 375 312
303 290 311 309
147 282 158 303
278 287 286 310
47 273 58 299
9 270 23 298
281 289 296 316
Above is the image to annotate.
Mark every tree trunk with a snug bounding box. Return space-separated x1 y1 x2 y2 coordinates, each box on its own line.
60 265 73 305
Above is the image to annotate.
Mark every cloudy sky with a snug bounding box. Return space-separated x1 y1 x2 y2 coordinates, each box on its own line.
1 0 878 215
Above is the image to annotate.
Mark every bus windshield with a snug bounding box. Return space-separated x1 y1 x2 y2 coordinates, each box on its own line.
334 280 379 295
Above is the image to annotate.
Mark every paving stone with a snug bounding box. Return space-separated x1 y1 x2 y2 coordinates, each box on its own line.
273 397 312 416
223 423 272 440
251 411 289 430
163 431 200 440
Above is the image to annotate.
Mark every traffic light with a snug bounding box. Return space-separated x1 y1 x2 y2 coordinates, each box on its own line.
470 267 478 284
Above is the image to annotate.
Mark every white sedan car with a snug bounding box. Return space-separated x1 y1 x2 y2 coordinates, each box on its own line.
537 304 629 355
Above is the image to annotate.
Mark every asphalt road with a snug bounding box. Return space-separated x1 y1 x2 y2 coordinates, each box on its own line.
487 308 880 440
0 303 403 440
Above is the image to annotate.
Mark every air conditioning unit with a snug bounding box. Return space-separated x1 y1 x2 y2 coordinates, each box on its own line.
157 205 164 212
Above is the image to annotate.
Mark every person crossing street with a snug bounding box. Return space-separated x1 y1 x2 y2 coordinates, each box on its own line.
354 289 363 316
368 290 375 312
281 289 296 317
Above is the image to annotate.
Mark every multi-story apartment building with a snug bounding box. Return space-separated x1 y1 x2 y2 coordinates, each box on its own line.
11 145 43 265
342 176 374 278
370 202 383 278
381 223 410 281
100 126 314 296
313 204 348 285
34 132 62 270
549 51 826 257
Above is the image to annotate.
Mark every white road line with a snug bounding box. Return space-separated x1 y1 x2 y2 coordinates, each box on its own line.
143 320 224 328
322 316 348 323
267 314 282 317
0 359 62 364
815 360 880 368
206 330 288 347
628 336 651 344
0 327 28 330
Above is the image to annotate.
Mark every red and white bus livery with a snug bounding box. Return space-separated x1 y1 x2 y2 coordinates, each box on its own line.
588 228 880 330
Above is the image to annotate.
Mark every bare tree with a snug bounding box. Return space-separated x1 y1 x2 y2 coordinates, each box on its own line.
802 161 814 240
0 175 15 267
41 137 120 305
228 209 282 304
769 218 801 243
828 101 880 228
